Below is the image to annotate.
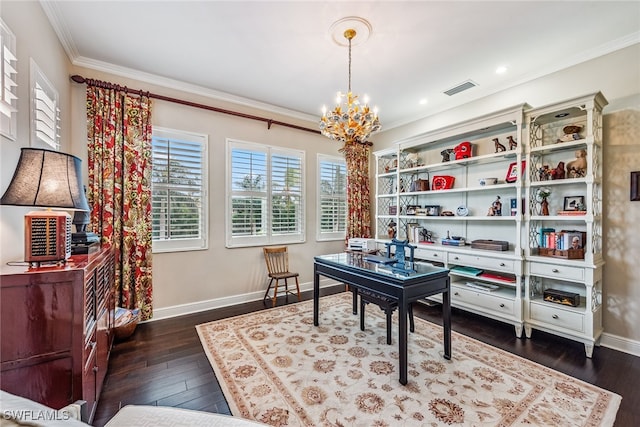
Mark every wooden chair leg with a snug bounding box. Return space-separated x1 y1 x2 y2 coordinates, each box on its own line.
272 279 279 306
360 299 366 331
294 277 301 301
263 278 274 304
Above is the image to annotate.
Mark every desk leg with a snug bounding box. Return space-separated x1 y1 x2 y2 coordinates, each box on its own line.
443 280 452 360
398 297 408 385
352 288 358 315
313 266 320 326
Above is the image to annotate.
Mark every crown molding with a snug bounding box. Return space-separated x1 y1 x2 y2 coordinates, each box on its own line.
39 0 79 61
72 56 319 124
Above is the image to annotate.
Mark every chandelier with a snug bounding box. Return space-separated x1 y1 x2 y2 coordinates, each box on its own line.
319 28 381 145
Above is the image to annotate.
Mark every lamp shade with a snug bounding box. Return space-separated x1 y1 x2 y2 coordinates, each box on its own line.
0 148 90 211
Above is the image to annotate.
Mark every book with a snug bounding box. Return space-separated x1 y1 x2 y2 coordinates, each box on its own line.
465 281 500 292
479 272 516 283
451 266 483 276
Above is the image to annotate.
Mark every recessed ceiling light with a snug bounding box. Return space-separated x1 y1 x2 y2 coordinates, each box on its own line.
419 98 428 105
496 66 507 74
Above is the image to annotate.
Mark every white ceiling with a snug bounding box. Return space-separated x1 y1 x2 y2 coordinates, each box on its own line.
41 1 639 130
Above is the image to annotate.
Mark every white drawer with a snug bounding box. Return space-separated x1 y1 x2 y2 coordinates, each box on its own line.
529 302 584 333
451 286 515 315
529 263 584 281
448 252 515 273
415 247 445 263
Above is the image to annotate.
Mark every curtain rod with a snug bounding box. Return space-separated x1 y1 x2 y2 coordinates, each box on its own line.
70 74 321 135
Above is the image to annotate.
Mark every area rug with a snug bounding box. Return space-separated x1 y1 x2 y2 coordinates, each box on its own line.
196 293 621 426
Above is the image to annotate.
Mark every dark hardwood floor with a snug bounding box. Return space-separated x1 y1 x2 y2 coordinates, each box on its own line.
94 286 639 426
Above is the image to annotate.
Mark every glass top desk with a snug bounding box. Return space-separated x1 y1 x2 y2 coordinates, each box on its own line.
313 252 451 385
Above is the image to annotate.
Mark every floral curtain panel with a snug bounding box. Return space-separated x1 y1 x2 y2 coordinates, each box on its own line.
341 143 372 241
86 86 154 320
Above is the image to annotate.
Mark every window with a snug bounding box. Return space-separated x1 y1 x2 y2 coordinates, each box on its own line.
226 139 304 248
151 127 208 253
1 19 17 140
30 59 60 150
317 154 347 241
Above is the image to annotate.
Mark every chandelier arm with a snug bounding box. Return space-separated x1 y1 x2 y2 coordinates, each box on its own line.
348 36 352 93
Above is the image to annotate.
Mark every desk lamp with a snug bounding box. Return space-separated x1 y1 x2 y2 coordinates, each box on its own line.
1 148 90 265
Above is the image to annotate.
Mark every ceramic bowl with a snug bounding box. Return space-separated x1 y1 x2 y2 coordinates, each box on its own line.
479 177 498 186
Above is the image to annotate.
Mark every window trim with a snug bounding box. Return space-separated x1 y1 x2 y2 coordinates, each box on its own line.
0 19 17 140
316 153 347 242
151 126 209 253
226 138 305 248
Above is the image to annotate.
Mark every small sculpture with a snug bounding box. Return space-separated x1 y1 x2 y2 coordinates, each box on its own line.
557 125 582 143
493 138 506 152
487 196 502 216
507 136 517 150
387 220 397 239
551 161 565 180
419 228 434 243
441 148 455 162
538 165 551 181
566 149 587 178
405 152 420 168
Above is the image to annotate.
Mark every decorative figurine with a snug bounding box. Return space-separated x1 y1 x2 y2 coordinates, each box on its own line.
566 149 587 178
488 196 502 216
387 220 397 239
441 148 455 162
551 161 566 180
420 228 434 243
493 138 506 152
507 136 517 150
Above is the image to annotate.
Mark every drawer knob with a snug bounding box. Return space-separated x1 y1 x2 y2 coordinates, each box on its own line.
552 314 559 319
454 292 460 296
433 254 438 257
454 256 459 260
499 303 505 308
552 269 559 273
500 263 505 267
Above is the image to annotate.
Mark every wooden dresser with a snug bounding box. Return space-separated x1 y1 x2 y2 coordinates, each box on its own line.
0 247 115 423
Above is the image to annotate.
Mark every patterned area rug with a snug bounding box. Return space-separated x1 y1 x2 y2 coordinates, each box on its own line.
196 293 620 426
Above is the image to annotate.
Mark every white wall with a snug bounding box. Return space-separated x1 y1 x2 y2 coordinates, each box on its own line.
0 2 73 263
372 44 640 345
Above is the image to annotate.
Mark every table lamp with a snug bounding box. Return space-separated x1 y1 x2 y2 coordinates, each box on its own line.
1 148 90 265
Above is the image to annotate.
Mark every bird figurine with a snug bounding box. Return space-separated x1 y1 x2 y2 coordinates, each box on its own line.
551 161 566 180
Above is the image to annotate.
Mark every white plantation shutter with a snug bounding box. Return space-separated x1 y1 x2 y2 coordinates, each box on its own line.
317 155 347 240
30 59 60 150
226 139 305 247
0 19 17 139
152 128 208 252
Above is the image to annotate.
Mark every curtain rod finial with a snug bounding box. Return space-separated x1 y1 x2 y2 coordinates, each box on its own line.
70 75 85 84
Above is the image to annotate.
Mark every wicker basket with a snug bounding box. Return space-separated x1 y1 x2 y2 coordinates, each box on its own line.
114 307 140 340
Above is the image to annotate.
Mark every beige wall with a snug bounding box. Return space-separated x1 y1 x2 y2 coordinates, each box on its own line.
0 1 73 263
372 44 640 344
1 2 638 348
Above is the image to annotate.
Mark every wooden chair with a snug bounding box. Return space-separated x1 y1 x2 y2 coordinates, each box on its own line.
262 246 301 306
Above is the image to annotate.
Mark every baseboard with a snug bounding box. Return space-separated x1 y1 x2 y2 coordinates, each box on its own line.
600 332 640 357
147 278 340 322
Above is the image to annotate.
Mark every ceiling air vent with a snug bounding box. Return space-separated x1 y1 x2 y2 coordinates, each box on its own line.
443 80 478 96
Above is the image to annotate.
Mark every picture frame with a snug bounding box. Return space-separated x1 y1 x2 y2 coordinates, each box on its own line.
406 205 420 215
424 205 440 216
563 196 585 211
631 171 640 201
505 160 526 183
